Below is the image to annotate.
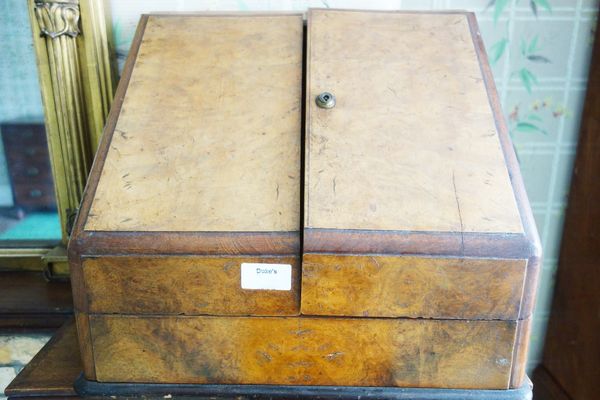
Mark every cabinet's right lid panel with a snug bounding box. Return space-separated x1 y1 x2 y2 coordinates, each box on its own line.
304 9 527 255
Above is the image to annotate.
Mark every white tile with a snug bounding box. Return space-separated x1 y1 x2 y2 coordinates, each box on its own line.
543 208 567 261
561 88 587 145
400 0 435 10
0 335 50 365
527 314 550 372
533 261 559 319
508 19 575 82
506 87 568 147
325 0 403 10
0 367 16 398
514 151 554 203
552 151 577 203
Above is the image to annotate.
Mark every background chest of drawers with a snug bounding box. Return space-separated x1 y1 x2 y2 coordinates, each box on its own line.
1 122 56 213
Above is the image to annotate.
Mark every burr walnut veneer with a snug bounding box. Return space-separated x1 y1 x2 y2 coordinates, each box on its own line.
68 10 541 392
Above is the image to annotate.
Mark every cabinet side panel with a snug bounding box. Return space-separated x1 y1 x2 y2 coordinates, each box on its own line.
301 254 527 319
466 13 543 320
510 318 532 388
75 311 96 380
68 253 88 312
90 315 516 389
82 256 300 316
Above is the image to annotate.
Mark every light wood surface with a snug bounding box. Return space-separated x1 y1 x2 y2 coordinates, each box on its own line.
81 256 299 315
89 314 519 389
305 10 523 234
301 255 527 319
85 14 303 232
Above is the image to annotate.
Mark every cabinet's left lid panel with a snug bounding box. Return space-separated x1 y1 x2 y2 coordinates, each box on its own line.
72 14 304 256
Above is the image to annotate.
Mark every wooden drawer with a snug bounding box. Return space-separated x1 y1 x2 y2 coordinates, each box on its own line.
1 124 45 147
13 183 55 209
7 160 53 184
79 256 300 316
301 255 528 319
78 313 530 389
1 123 56 210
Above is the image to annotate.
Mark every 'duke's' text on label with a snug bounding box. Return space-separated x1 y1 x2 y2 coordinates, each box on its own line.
241 263 292 290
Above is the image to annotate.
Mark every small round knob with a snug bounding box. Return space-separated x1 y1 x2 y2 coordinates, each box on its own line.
316 92 336 109
26 167 40 176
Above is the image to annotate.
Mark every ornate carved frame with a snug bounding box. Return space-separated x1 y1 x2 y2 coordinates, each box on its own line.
3 0 116 276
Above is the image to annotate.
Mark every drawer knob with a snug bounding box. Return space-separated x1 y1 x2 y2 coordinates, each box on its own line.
27 167 40 176
316 92 336 109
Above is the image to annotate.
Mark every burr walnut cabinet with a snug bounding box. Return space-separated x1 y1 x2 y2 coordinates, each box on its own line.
68 9 541 392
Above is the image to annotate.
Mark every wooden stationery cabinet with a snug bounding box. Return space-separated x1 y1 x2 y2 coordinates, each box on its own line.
68 9 541 392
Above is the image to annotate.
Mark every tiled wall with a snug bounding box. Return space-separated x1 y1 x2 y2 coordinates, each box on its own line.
475 0 597 371
108 0 597 373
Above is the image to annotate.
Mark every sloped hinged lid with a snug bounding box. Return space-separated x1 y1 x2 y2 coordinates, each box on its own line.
304 9 539 259
72 14 303 256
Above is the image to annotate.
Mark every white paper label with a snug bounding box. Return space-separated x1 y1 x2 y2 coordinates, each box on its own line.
241 263 292 290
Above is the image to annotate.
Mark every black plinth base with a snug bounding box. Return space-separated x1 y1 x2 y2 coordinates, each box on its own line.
75 375 532 400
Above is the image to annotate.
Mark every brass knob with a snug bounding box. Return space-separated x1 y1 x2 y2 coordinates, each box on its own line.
316 92 336 109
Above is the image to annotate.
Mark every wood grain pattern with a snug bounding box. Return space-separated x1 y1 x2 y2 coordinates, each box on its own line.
301 255 527 319
303 229 533 258
300 10 542 325
69 13 148 253
89 314 518 389
466 12 542 321
305 10 522 234
3 319 533 400
510 318 531 389
74 312 96 380
85 14 302 233
62 12 542 392
70 230 299 256
81 256 299 315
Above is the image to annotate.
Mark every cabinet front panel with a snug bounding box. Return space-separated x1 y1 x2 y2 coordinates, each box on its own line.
85 14 303 234
301 254 527 319
305 10 523 235
90 314 517 389
81 256 300 316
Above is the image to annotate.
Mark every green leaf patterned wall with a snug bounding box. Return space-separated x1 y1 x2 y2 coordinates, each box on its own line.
108 0 598 374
